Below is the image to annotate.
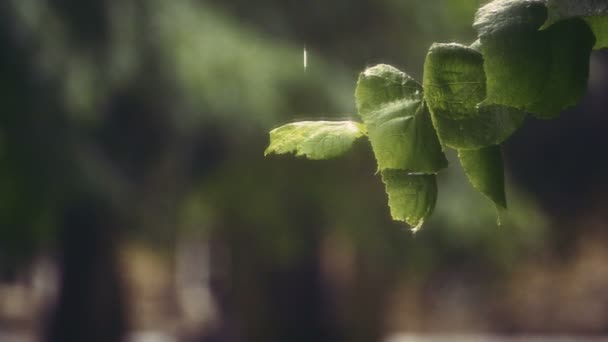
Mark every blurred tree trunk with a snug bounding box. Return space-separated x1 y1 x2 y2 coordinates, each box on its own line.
265 253 342 342
46 198 127 342
202 242 343 342
201 203 345 342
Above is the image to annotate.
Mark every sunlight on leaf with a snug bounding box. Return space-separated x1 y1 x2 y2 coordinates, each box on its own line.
475 0 595 118
265 0 608 227
423 43 526 149
381 170 437 231
544 0 608 48
356 64 447 173
585 16 608 49
265 121 366 160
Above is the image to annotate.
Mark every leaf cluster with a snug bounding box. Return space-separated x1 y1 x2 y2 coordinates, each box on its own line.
265 0 608 230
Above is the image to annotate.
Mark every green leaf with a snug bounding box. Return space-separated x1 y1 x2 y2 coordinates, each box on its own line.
543 1 608 49
585 16 608 49
545 0 608 19
423 43 526 149
381 170 437 231
474 0 595 118
458 146 507 209
424 43 486 120
533 18 596 115
265 121 366 160
430 104 526 150
469 39 482 52
475 0 549 36
355 64 447 173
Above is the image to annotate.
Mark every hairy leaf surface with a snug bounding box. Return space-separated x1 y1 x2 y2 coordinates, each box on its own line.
355 64 447 173
544 0 608 49
424 43 486 120
545 0 608 19
381 170 437 231
423 43 526 149
474 0 595 118
265 121 365 160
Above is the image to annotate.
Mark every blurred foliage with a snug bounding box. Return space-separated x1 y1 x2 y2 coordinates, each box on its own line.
0 0 549 281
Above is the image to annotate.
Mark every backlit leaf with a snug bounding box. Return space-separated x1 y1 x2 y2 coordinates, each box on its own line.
458 145 507 210
265 121 366 160
424 43 486 120
381 170 437 231
585 16 608 49
545 0 608 19
355 64 447 173
474 0 595 118
544 0 608 48
423 43 526 149
430 104 526 150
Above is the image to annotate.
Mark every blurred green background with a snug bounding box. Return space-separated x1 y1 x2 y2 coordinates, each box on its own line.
1 0 608 341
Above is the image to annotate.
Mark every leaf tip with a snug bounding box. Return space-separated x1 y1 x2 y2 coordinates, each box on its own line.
263 146 273 157
410 220 424 234
495 205 507 226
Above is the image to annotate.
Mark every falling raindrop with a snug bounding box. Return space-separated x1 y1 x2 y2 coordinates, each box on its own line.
303 46 308 71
